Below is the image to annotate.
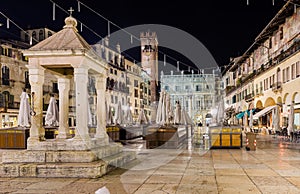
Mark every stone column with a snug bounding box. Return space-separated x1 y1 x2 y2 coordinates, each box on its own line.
94 74 109 144
28 67 45 142
74 67 90 140
57 77 71 139
188 95 192 120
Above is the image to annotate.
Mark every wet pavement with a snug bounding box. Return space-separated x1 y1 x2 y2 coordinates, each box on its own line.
1 133 300 193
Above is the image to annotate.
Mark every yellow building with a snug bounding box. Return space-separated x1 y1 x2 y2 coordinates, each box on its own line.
223 1 300 130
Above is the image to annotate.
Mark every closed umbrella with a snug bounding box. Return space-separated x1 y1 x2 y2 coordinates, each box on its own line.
156 90 164 124
243 112 248 131
180 107 187 125
287 102 295 137
106 101 112 125
137 107 148 125
17 91 31 127
45 96 59 127
87 96 93 126
174 101 181 124
125 105 133 125
115 101 124 125
249 109 253 130
272 106 280 134
217 98 224 124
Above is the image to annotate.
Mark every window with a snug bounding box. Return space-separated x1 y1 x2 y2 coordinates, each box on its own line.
297 61 300 77
175 86 181 92
134 80 138 87
25 71 30 89
39 30 44 41
292 63 296 80
195 85 201 91
48 31 52 37
279 27 283 40
286 67 290 82
1 66 10 86
164 86 169 91
114 70 117 75
185 85 190 90
134 89 138 97
135 99 138 107
115 96 118 103
32 31 37 40
282 69 286 83
110 68 113 74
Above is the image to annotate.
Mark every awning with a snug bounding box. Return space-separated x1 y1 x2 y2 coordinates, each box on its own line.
253 105 276 119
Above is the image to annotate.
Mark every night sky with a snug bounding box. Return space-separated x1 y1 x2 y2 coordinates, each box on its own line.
0 0 287 67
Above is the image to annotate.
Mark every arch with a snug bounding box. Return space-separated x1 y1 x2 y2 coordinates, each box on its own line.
256 100 263 109
264 97 275 107
283 93 289 104
32 31 37 39
39 30 44 41
293 92 299 103
277 96 282 104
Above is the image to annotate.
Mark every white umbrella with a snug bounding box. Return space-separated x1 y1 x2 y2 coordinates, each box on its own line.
243 112 248 131
272 106 280 134
114 101 124 125
87 97 93 126
137 107 148 125
156 90 165 124
249 109 253 130
125 105 133 125
17 91 31 127
45 96 59 126
180 107 188 125
106 102 113 125
165 93 171 124
288 102 295 136
217 98 224 124
174 101 181 124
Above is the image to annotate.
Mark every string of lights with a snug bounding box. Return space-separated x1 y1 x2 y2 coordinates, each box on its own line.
0 11 39 45
50 0 138 62
75 0 222 72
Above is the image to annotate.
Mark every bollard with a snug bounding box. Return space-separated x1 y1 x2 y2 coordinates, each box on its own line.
246 132 257 151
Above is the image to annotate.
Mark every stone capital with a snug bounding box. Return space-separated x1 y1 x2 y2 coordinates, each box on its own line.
95 74 106 90
58 78 70 91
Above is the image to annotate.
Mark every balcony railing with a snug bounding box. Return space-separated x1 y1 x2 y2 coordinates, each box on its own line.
226 39 300 95
245 92 254 102
272 82 282 92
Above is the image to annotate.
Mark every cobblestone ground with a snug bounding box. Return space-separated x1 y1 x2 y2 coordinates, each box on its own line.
1 134 300 194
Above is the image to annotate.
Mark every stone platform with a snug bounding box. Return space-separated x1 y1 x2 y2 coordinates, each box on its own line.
0 141 136 178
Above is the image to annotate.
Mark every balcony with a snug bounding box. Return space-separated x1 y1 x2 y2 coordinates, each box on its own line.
245 93 254 102
272 82 282 92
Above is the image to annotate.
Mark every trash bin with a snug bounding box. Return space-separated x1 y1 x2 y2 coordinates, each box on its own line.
246 132 257 151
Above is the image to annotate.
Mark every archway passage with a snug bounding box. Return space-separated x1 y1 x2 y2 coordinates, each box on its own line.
265 97 275 108
256 100 263 109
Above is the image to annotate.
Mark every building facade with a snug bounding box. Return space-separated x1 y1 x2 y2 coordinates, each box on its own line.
223 1 300 130
161 70 222 124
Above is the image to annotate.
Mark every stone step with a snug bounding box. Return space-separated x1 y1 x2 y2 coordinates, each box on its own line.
0 151 136 178
2 143 124 164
